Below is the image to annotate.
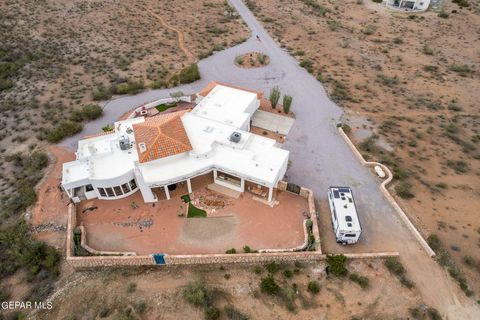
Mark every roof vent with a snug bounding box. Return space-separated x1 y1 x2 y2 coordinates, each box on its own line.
229 131 241 143
138 142 147 153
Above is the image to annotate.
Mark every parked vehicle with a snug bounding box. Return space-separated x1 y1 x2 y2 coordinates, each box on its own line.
328 187 362 245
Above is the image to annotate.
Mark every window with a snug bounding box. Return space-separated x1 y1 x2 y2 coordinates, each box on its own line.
121 183 130 194
106 187 115 197
129 179 137 190
98 188 106 197
86 184 94 192
332 208 337 221
345 234 356 238
345 216 352 222
114 186 123 196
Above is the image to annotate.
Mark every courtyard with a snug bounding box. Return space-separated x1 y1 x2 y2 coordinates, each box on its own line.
76 183 309 255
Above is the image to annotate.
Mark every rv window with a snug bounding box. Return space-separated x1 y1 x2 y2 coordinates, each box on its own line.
333 208 337 221
333 190 340 198
345 234 356 238
345 216 352 222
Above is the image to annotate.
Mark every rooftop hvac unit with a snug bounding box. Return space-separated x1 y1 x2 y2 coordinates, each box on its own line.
229 131 241 143
119 136 131 150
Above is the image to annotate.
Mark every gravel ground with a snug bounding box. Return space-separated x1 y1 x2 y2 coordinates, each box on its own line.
60 0 479 317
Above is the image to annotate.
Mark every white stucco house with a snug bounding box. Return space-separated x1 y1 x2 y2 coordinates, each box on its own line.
62 82 289 204
385 0 431 11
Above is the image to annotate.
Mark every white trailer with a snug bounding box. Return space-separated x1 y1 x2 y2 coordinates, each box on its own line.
328 187 362 245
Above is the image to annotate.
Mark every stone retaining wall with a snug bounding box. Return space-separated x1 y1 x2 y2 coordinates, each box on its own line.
337 127 435 257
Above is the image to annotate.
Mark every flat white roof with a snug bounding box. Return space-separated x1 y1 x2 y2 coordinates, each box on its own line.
63 84 288 190
191 84 257 128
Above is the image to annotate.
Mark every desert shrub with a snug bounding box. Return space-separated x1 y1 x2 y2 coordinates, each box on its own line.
393 37 403 44
0 221 60 280
243 246 251 253
92 85 112 101
224 305 249 320
299 58 314 73
302 0 329 16
385 257 406 276
326 254 347 277
422 44 434 55
438 10 449 18
257 53 266 65
266 261 279 274
269 86 281 108
282 95 293 114
179 64 200 84
260 275 279 295
183 282 212 307
372 0 383 3
126 282 137 293
376 74 398 87
113 80 144 95
204 307 220 320
307 281 320 294
395 181 415 199
235 56 244 65
427 234 442 252
349 273 369 289
102 124 113 132
449 64 472 76
134 301 147 314
283 269 293 278
253 266 262 274
341 123 352 134
225 248 236 254
362 24 377 35
46 121 83 143
71 104 103 121
446 160 469 174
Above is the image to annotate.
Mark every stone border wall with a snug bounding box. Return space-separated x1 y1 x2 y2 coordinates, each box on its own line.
337 127 435 257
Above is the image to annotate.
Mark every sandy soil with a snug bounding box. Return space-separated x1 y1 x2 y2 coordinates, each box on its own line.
76 189 307 255
248 0 480 298
35 259 425 320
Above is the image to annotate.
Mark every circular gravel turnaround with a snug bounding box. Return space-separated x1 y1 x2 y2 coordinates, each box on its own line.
234 52 270 68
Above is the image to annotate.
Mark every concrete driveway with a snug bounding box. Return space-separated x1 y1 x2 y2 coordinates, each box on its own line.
251 110 294 135
60 0 479 317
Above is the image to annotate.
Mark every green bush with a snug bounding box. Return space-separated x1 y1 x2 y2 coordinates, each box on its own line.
225 248 236 254
349 273 369 289
92 85 112 101
243 246 251 253
326 254 348 277
395 181 415 199
449 64 472 76
266 261 279 274
283 269 293 278
114 80 145 95
427 234 442 252
126 282 137 293
385 257 406 276
224 305 249 320
260 275 279 295
183 282 211 307
46 121 83 143
307 281 320 294
71 104 103 121
179 64 201 84
204 307 220 320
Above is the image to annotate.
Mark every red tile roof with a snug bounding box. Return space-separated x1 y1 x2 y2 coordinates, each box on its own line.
133 110 192 163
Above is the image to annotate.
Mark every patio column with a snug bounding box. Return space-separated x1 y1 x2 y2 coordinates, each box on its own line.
213 169 218 180
164 186 171 200
240 178 245 192
187 179 192 193
268 187 273 202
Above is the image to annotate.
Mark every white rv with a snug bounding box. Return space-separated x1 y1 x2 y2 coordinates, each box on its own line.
328 187 362 245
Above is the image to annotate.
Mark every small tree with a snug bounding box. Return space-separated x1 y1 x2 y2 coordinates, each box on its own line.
282 95 292 114
169 91 184 102
269 86 281 109
326 254 348 277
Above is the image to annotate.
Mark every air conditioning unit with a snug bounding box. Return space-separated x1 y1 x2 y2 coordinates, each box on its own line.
229 132 241 143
